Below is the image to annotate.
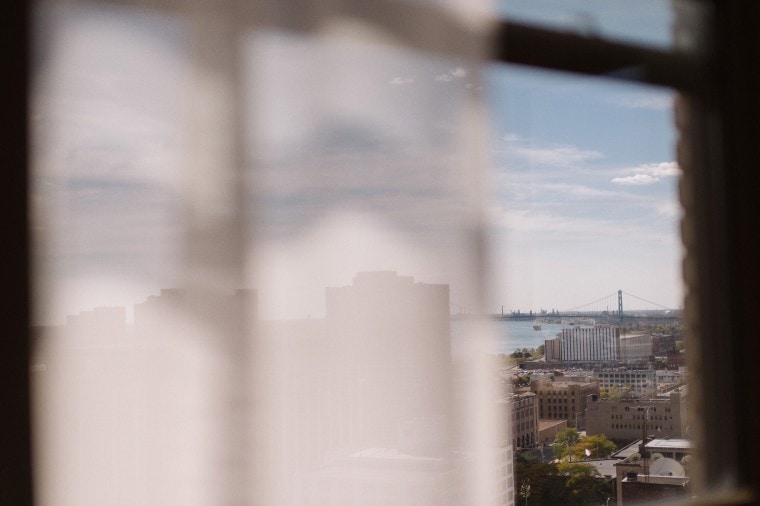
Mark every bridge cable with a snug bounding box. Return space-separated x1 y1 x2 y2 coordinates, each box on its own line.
621 291 673 311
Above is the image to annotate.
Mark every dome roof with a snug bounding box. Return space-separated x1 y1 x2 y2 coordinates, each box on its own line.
649 457 685 477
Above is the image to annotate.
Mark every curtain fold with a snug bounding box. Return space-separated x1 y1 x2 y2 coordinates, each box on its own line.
31 0 504 504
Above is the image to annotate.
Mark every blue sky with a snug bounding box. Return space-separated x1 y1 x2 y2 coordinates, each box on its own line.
32 2 683 323
484 64 681 313
498 0 676 49
482 0 682 315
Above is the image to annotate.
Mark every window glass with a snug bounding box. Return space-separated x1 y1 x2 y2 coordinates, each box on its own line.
485 64 681 314
490 63 690 504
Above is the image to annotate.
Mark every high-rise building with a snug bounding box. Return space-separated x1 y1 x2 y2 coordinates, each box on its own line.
325 271 452 452
544 321 620 364
560 323 620 362
65 306 127 332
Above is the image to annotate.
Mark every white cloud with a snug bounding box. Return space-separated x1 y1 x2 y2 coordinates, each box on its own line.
638 161 681 177
542 182 620 199
656 199 683 219
611 161 680 185
521 145 603 166
490 206 622 238
389 77 414 85
434 67 467 82
500 134 604 167
611 173 659 185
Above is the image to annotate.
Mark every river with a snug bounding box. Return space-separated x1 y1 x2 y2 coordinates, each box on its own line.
450 317 564 357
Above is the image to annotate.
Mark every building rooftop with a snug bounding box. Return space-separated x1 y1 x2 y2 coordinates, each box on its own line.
538 419 567 431
612 438 693 461
585 458 618 478
622 474 689 486
645 438 692 453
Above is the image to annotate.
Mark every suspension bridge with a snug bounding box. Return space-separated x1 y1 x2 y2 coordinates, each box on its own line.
495 290 681 323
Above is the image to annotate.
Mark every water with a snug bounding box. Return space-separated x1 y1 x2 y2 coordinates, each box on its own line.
450 317 563 357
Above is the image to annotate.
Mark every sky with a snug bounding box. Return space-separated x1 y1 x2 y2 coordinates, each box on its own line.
31 1 683 324
487 0 683 313
486 65 681 314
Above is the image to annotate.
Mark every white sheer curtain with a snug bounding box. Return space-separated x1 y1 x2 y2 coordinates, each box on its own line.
31 0 506 504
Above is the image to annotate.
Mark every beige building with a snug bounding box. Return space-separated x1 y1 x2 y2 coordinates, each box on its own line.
594 369 657 398
506 392 539 449
530 376 599 429
585 388 688 443
537 419 568 446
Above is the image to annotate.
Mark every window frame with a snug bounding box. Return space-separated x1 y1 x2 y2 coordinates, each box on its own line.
4 1 33 504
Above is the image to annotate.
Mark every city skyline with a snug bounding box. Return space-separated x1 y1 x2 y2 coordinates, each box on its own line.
54 276 677 327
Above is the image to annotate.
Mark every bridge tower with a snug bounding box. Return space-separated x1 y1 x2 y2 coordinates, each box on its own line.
618 289 623 323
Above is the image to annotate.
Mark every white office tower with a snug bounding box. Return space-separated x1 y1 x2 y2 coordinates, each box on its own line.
560 324 620 362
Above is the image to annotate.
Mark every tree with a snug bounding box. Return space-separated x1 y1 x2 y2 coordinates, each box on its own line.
605 384 622 400
580 434 617 459
557 462 612 505
554 430 617 462
556 428 582 446
513 374 531 388
515 452 613 505
562 434 616 461
514 452 556 505
519 479 531 506
552 428 582 460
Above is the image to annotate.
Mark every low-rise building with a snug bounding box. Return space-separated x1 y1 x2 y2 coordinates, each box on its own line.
531 376 599 429
537 419 567 447
594 369 657 398
612 438 693 505
655 369 687 394
585 389 688 444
